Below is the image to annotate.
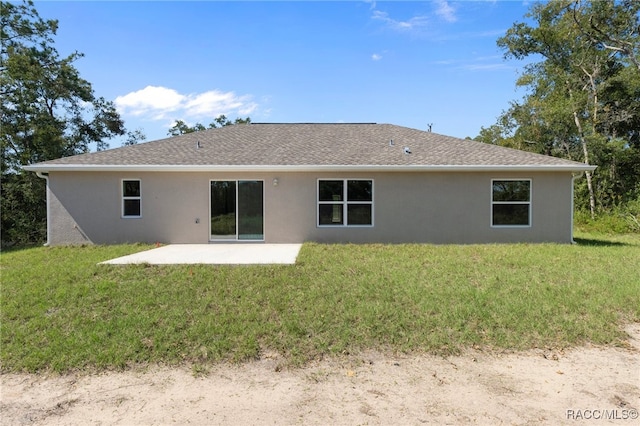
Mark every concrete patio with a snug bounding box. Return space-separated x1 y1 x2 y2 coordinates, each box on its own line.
100 244 303 265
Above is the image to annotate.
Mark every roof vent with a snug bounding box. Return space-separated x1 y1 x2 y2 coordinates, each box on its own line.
196 141 201 149
389 139 394 146
404 147 412 154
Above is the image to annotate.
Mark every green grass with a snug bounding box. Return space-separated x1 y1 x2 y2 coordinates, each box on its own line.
2 234 639 373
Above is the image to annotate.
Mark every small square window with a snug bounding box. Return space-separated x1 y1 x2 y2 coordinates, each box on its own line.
123 180 140 197
347 204 372 225
319 203 343 225
319 180 344 202
123 199 141 217
347 180 372 202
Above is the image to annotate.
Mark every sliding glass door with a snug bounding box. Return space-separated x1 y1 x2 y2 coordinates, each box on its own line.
210 180 264 241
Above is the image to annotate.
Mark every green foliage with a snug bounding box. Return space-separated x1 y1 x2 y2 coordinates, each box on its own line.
123 128 146 146
575 198 640 233
167 114 251 136
0 172 46 245
2 238 639 373
1 0 126 247
479 0 640 215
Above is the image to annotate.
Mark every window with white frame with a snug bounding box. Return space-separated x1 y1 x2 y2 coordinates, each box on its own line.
122 179 141 218
491 179 531 226
318 179 373 226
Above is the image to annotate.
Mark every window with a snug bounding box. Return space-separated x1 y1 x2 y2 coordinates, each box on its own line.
122 180 141 218
318 179 373 226
491 179 531 226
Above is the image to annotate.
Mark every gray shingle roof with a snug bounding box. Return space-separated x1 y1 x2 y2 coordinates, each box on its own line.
24 123 594 171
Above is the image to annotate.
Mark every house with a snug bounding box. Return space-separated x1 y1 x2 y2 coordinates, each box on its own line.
23 123 596 245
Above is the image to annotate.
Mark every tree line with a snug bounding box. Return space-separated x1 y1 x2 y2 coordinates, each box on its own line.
475 0 640 220
1 0 125 246
2 0 639 246
0 1 247 246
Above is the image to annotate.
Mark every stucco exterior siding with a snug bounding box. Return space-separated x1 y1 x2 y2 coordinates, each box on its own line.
49 172 211 245
276 171 573 244
46 170 574 245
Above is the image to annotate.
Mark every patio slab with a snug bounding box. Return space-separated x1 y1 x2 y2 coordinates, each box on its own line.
100 244 303 265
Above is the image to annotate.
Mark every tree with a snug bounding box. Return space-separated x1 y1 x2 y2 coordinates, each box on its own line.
167 115 252 136
570 0 640 72
123 129 146 146
1 0 126 246
483 0 640 217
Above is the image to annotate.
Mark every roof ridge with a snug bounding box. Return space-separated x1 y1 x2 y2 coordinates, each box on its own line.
250 122 378 125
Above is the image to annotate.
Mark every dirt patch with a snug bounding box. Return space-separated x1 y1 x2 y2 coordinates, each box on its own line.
2 324 639 425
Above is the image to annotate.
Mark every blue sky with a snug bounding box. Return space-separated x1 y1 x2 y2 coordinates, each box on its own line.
35 1 535 146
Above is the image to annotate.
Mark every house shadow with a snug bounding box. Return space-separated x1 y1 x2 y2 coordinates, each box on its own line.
573 237 630 247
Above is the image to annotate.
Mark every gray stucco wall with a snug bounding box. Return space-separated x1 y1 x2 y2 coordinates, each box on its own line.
46 170 575 245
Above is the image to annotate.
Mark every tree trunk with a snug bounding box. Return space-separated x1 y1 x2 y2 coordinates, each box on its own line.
566 81 597 219
572 110 597 218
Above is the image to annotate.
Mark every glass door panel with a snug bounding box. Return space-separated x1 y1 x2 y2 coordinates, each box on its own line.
210 181 236 240
238 181 264 240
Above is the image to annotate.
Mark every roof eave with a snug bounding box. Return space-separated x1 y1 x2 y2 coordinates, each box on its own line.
23 164 598 173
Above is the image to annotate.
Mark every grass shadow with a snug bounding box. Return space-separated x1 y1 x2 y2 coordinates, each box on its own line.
0 243 45 255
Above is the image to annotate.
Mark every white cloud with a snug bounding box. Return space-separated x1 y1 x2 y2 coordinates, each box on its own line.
371 10 429 32
115 85 257 122
370 1 461 34
115 86 185 118
372 53 382 61
186 91 242 116
434 0 457 23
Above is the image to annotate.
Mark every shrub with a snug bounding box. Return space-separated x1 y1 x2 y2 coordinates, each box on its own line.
575 198 640 233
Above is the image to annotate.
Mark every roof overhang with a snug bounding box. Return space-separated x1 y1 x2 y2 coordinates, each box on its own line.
23 164 597 173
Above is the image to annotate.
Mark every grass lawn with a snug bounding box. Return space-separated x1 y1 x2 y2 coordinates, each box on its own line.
2 233 639 373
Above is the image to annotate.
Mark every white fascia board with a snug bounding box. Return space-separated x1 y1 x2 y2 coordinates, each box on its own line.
22 164 597 173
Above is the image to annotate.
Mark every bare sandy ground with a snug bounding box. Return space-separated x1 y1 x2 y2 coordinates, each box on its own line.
2 324 639 426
